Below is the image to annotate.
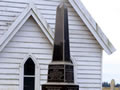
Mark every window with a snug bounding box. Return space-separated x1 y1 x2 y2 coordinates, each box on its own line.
24 58 35 90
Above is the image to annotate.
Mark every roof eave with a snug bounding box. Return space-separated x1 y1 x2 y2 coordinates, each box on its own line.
69 0 116 54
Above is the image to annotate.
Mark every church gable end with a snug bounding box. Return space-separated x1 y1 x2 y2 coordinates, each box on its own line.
0 0 115 90
0 17 52 90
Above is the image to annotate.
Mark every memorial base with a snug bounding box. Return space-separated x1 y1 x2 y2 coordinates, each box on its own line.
42 83 79 90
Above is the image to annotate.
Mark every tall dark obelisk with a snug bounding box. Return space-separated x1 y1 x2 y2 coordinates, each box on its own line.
42 2 79 90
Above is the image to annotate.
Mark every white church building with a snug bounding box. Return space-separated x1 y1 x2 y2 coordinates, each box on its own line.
0 0 115 90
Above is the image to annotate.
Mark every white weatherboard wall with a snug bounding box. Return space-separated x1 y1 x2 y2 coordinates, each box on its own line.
0 0 28 37
0 17 53 90
0 0 103 90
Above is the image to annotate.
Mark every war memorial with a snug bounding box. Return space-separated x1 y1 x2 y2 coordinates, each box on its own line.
42 2 79 90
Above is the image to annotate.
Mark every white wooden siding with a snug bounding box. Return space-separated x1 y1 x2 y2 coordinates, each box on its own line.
0 17 52 90
0 0 102 90
35 0 102 90
0 0 28 37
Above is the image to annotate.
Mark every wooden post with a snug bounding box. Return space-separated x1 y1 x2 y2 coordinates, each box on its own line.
119 87 120 90
110 79 115 90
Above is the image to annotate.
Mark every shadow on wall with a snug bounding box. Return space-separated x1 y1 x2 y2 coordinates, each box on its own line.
103 79 120 90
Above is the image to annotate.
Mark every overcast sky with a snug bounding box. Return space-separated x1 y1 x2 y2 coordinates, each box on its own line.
80 0 120 83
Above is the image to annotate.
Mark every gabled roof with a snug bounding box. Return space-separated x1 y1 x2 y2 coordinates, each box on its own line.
69 0 116 54
0 2 54 52
0 0 116 55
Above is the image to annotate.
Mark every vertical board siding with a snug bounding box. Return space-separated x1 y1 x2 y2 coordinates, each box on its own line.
0 0 102 90
0 0 28 37
35 0 102 90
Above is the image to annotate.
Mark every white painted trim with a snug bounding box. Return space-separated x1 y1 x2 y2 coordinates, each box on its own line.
20 53 40 90
71 56 77 84
69 0 116 54
0 10 31 52
30 1 54 43
0 0 115 55
0 2 78 84
0 6 31 45
31 7 54 44
0 3 54 52
101 51 103 90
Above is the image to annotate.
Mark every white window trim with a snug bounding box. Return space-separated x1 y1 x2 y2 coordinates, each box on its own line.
20 53 40 90
71 56 77 84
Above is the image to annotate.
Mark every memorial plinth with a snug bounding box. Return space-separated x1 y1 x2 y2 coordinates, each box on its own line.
42 2 79 90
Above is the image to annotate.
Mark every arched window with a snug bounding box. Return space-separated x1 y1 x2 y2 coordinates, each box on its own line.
24 58 35 90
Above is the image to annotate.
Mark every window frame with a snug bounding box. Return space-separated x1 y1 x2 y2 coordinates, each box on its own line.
20 54 40 90
24 58 35 90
